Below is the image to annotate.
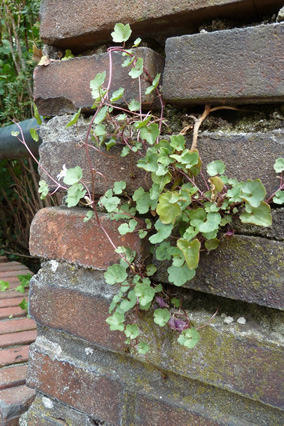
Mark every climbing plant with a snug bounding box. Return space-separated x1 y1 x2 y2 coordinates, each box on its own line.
15 24 284 352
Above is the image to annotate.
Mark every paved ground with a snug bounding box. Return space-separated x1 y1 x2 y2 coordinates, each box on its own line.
0 256 36 425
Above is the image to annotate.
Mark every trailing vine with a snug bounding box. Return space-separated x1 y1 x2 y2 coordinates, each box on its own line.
13 24 284 353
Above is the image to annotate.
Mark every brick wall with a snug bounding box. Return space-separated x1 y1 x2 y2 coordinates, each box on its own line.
25 1 284 424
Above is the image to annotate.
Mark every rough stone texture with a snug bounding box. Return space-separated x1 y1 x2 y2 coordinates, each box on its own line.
233 208 284 241
29 265 125 351
39 120 284 197
195 130 284 196
155 234 284 310
0 385 35 425
27 394 99 426
26 326 284 424
39 115 150 196
39 0 284 52
27 351 123 424
34 48 164 115
29 207 147 269
163 23 284 104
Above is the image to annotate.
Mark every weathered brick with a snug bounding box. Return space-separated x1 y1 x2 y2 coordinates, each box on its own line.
134 395 220 426
155 234 284 310
34 48 164 115
27 394 101 426
0 318 36 335
0 330 37 349
0 346 29 368
39 0 283 52
0 290 28 300
195 130 284 197
29 207 147 268
0 365 28 390
0 385 35 425
27 349 123 424
0 306 26 320
0 296 28 309
39 115 149 196
164 23 284 104
29 327 284 424
29 274 124 351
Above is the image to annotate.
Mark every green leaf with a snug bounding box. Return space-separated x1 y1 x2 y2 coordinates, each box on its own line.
62 49 74 60
38 180 49 200
83 211 93 222
119 290 137 313
137 342 150 354
105 138 116 151
133 38 142 47
100 189 120 212
273 158 284 173
149 220 173 244
171 297 181 308
125 324 140 339
110 87 124 102
154 309 170 327
17 274 32 287
155 241 179 261
140 123 160 145
15 284 25 293
94 124 107 138
63 166 83 185
111 23 132 43
273 191 284 205
129 57 144 79
157 192 182 225
207 160 226 176
94 106 108 125
240 202 272 227
170 135 185 151
33 103 42 125
0 280 9 291
65 183 86 207
134 278 155 306
189 208 206 227
65 108 81 128
134 116 152 129
133 187 156 214
240 179 266 208
197 212 221 233
146 265 157 276
167 264 196 286
128 99 140 111
137 149 158 172
11 131 19 137
104 264 128 285
30 127 39 142
177 239 201 270
113 181 126 195
178 327 200 348
205 238 220 252
118 219 137 235
106 311 125 331
90 71 106 98
19 298 28 311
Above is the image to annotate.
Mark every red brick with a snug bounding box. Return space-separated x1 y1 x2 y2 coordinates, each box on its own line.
29 280 124 351
0 330 37 348
0 346 29 367
0 256 7 263
0 306 26 320
0 262 28 271
0 296 28 309
29 207 147 268
0 365 28 390
135 395 220 426
27 350 122 424
0 385 35 424
0 270 30 278
34 48 164 115
164 23 284 104
0 318 36 335
39 116 150 196
39 0 283 52
0 290 28 300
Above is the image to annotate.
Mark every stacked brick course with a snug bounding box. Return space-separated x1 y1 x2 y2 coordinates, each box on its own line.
26 0 284 424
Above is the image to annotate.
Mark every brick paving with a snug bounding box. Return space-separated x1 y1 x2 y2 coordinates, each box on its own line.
0 256 36 425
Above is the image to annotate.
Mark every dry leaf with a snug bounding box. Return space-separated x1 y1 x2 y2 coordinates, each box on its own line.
32 45 43 63
38 55 51 67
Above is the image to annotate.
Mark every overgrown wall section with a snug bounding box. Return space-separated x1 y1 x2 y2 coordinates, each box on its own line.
25 1 284 424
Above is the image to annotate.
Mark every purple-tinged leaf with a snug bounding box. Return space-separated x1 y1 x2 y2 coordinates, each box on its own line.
168 316 188 331
156 296 168 308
